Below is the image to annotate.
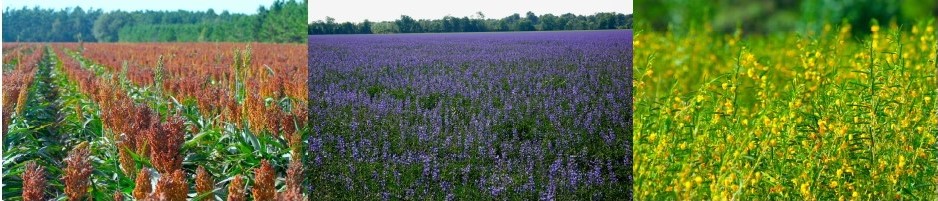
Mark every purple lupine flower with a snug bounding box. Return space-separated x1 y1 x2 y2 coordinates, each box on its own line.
541 179 557 201
309 30 633 198
589 160 604 185
441 181 454 201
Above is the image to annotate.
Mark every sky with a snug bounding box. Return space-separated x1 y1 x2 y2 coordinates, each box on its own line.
3 0 273 14
309 0 633 23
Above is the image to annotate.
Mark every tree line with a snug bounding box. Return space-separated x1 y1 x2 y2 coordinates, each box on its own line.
2 0 306 43
309 11 632 34
637 0 938 35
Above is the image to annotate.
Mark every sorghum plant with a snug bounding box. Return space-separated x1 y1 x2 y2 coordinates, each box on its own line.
252 160 276 201
21 161 47 201
64 142 93 201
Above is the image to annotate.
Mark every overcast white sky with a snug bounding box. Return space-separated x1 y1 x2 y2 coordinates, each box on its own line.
309 0 632 23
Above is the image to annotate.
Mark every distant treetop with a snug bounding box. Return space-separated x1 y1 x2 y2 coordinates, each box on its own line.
2 0 307 43
308 12 632 35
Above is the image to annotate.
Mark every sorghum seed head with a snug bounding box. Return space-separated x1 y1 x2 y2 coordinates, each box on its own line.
153 169 187 201
195 166 214 201
226 175 246 201
113 192 124 201
133 169 152 200
64 142 92 201
252 160 276 201
277 186 305 201
285 159 304 189
22 161 47 201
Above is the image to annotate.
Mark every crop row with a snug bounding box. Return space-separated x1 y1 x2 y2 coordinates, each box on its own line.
65 43 308 200
77 43 306 137
1 44 42 136
4 45 85 200
3 43 309 200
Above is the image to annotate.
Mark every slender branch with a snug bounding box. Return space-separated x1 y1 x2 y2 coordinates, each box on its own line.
867 32 877 189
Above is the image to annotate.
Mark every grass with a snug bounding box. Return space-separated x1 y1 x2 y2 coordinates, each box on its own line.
633 19 937 200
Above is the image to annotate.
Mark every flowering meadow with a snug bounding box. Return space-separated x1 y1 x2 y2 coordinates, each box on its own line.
633 20 938 200
309 30 633 199
3 43 308 200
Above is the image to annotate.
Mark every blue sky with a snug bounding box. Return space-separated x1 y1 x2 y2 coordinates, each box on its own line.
310 0 633 23
3 0 274 14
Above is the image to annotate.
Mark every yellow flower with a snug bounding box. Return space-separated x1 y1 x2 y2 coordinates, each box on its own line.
800 183 810 195
744 53 756 64
898 155 906 169
817 119 827 135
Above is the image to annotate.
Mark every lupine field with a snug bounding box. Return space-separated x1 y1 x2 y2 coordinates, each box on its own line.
2 43 309 200
634 20 938 200
309 30 633 199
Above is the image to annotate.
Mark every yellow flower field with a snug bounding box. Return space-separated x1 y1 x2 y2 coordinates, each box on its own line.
633 20 937 200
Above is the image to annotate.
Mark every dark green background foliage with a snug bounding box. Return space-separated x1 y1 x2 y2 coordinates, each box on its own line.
308 12 632 34
2 0 307 43
636 0 938 35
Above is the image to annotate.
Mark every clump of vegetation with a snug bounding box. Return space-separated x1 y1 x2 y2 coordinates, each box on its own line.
633 19 937 200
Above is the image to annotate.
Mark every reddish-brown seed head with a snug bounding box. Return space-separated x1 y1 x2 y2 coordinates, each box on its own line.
226 175 246 201
133 169 152 200
22 161 47 201
195 166 215 201
252 160 276 201
63 142 92 201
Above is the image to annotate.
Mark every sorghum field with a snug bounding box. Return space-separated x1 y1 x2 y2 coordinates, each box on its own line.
2 42 308 200
633 20 938 199
309 30 632 199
